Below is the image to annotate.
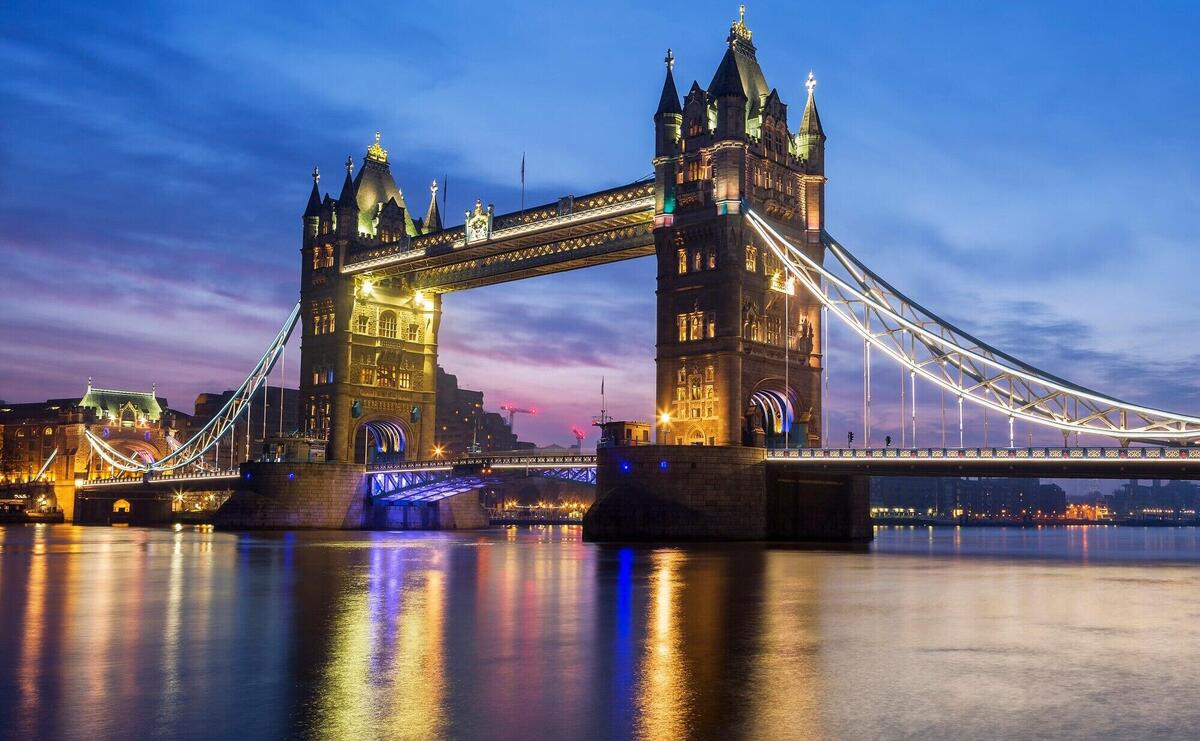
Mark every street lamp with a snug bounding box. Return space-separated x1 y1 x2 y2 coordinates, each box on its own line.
658 411 672 444
431 445 445 459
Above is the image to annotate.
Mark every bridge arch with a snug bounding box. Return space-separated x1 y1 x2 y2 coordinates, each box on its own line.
352 415 411 465
747 380 798 449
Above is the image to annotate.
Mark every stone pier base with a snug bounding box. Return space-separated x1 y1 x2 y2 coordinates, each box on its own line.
583 446 872 543
214 462 368 529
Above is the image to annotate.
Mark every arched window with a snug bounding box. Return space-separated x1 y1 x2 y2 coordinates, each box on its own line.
379 311 397 339
355 315 370 335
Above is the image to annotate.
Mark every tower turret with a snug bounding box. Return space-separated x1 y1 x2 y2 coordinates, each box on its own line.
336 155 358 239
303 166 322 242
654 49 683 224
798 71 826 174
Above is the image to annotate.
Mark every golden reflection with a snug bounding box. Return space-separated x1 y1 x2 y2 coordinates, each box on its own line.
315 546 447 741
635 549 689 740
17 524 48 725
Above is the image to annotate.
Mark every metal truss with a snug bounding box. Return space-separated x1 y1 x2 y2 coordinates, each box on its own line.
527 467 597 485
84 301 302 473
744 207 1200 444
372 474 487 504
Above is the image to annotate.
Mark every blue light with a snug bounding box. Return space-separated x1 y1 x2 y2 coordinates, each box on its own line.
287 472 296 481
659 459 669 471
244 472 252 480
620 460 632 473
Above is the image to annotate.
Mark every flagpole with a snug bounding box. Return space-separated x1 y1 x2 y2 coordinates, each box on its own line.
520 152 526 212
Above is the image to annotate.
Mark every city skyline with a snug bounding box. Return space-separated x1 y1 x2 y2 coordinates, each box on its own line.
2 1 1199 448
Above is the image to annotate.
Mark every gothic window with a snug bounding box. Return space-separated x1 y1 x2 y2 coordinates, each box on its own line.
360 367 375 385
677 368 687 384
766 316 782 345
693 251 702 272
687 160 701 181
705 365 714 382
687 119 703 137
355 315 370 335
707 252 716 269
378 365 397 389
677 315 688 342
689 312 703 341
676 387 686 401
379 311 397 339
398 370 412 389
407 323 419 342
745 245 757 272
706 312 716 338
677 249 687 274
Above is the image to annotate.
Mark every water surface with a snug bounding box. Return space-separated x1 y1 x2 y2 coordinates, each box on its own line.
2 524 1198 740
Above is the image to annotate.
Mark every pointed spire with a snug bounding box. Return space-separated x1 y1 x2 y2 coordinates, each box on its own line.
424 179 443 233
304 165 322 217
656 48 682 115
800 71 824 138
339 155 356 202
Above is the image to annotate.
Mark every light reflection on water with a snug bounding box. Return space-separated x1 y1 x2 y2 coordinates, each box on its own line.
2 525 1200 740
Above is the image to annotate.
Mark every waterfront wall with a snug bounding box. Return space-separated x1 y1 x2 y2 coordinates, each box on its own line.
584 446 872 543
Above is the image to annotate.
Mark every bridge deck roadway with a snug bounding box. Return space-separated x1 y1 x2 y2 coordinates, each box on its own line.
768 447 1200 480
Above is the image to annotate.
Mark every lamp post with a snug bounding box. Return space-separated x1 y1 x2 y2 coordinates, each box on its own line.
658 411 672 445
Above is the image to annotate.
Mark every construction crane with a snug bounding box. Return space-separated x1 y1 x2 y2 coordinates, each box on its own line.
499 404 536 435
571 426 586 455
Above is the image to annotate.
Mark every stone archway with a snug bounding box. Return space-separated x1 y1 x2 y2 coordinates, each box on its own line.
352 417 411 465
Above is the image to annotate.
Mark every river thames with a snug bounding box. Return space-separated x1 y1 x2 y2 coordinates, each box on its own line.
2 525 1199 740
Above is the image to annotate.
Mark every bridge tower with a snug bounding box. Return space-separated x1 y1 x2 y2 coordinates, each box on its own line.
653 10 826 448
299 135 442 463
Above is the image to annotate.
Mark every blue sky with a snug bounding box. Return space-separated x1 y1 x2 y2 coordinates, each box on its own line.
2 0 1198 449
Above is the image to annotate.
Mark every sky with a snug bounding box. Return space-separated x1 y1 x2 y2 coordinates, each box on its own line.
2 0 1199 455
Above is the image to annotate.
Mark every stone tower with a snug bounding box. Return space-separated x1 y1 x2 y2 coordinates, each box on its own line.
653 9 826 448
299 135 441 463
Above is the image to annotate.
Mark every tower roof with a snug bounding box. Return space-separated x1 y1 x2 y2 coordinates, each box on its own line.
80 383 163 423
424 179 443 233
656 49 682 115
303 166 322 218
352 133 417 237
799 71 824 138
338 156 356 203
709 6 769 102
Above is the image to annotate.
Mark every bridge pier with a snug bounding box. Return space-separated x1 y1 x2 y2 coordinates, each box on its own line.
583 446 872 543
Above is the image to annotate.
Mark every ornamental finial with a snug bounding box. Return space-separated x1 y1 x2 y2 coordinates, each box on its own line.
366 131 389 163
345 155 354 174
312 166 320 184
806 70 817 97
430 179 438 195
665 48 675 72
730 4 752 43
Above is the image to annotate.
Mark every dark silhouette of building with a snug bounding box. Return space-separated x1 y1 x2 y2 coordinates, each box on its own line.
193 385 299 467
434 367 518 456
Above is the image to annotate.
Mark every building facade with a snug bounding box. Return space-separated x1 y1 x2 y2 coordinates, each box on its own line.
653 10 826 448
433 367 520 456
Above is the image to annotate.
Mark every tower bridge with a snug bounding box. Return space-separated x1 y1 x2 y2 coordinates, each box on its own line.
78 9 1200 539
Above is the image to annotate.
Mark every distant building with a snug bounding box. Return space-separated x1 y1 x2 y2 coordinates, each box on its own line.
434 367 519 456
597 421 652 448
0 380 189 519
871 477 1067 519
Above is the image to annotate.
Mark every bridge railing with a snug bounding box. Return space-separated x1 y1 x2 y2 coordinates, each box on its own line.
767 447 1194 461
78 469 242 488
368 454 597 473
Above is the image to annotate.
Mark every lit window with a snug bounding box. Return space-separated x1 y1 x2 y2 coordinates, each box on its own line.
356 315 370 334
706 312 716 338
407 323 419 342
677 315 687 342
379 311 397 339
677 368 687 384
689 313 703 341
677 249 687 274
398 371 412 389
707 252 716 269
705 365 714 382
745 245 757 272
360 367 375 385
693 251 702 272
